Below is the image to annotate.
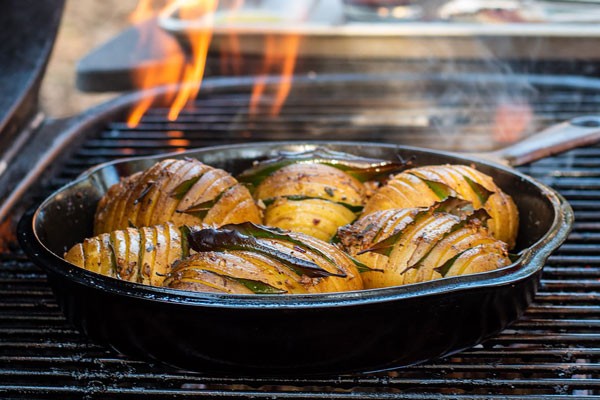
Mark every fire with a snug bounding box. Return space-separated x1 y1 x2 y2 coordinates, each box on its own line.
219 0 243 76
167 0 218 121
271 34 300 117
249 34 301 117
127 0 217 127
126 0 302 126
249 35 276 117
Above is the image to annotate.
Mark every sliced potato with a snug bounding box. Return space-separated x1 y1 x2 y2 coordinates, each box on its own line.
264 198 357 242
64 222 189 286
94 171 142 235
363 164 519 248
164 223 364 294
94 159 262 234
253 163 365 241
338 204 511 289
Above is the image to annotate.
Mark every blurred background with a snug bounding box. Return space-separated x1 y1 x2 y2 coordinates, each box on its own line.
41 0 600 117
41 0 137 116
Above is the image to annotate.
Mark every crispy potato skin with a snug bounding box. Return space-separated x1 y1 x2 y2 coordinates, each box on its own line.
163 229 363 294
254 163 365 241
94 159 262 234
64 222 186 286
83 157 517 295
338 207 511 289
363 165 519 249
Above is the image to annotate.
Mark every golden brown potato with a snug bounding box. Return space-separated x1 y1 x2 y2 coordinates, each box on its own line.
363 164 518 248
163 223 364 294
94 159 262 235
65 222 190 286
252 163 365 241
338 203 511 289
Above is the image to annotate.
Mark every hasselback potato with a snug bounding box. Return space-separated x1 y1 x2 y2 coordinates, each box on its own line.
94 158 262 235
338 200 511 289
363 164 519 248
254 163 365 242
163 222 364 294
64 222 191 286
238 148 408 242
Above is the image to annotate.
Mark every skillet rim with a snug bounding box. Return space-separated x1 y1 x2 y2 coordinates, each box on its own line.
20 140 573 309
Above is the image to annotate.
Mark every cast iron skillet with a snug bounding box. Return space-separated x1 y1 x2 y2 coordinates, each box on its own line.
18 116 600 375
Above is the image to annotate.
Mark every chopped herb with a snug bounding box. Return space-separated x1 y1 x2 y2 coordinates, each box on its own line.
236 147 410 185
463 175 494 205
170 174 204 200
434 250 469 277
263 195 363 213
409 174 456 200
179 184 237 219
229 277 287 294
133 181 155 205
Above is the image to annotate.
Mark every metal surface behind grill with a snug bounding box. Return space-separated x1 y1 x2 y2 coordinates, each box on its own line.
2 80 600 398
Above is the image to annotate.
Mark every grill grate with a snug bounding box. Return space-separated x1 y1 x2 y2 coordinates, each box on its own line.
3 79 600 398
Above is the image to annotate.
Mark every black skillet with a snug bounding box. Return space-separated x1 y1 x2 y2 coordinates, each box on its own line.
18 116 600 375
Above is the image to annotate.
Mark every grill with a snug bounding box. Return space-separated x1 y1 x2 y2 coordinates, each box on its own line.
0 74 599 398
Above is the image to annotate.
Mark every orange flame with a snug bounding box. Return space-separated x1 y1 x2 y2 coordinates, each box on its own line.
220 31 242 76
249 34 301 117
219 0 243 76
167 0 218 121
249 35 276 116
129 0 156 23
127 0 218 127
271 34 300 117
126 0 302 126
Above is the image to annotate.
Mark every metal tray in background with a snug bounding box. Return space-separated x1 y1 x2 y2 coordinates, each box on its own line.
159 0 600 61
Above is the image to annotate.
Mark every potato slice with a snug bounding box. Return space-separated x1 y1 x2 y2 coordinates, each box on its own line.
65 222 186 286
338 204 510 289
264 198 357 242
363 164 519 248
94 172 142 235
253 163 365 241
94 159 262 234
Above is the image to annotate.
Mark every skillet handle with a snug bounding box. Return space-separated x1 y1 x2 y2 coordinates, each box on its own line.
477 116 600 167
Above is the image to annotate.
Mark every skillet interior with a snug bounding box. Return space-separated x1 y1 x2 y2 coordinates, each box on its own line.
21 141 572 374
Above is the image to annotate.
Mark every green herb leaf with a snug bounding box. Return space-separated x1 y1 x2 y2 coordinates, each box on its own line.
347 254 382 273
228 277 287 294
107 241 118 278
330 233 341 244
222 222 341 270
434 250 468 277
236 147 411 185
409 174 457 200
179 184 236 219
359 208 429 256
359 230 402 257
463 175 494 205
170 174 204 200
179 225 193 258
263 195 364 213
400 217 465 274
188 227 342 278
